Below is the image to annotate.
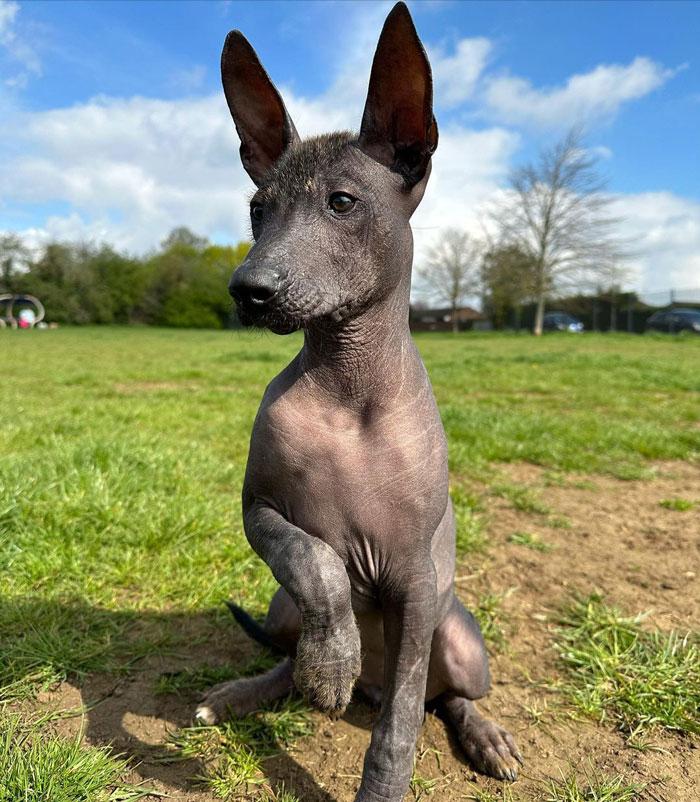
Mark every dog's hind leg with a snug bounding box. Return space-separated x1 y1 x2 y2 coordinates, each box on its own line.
195 658 294 725
429 596 523 781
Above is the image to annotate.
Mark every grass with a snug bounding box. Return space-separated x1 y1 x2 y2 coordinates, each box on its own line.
508 531 553 552
0 711 149 802
542 769 644 802
658 497 695 511
490 482 552 515
462 786 519 802
162 699 312 800
553 595 699 739
473 591 510 649
155 653 278 696
452 484 487 554
0 328 699 796
463 770 643 802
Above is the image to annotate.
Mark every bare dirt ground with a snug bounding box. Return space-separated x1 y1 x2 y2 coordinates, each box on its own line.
19 461 700 801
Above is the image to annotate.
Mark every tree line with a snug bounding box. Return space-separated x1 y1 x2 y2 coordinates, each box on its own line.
0 228 250 328
2 129 630 334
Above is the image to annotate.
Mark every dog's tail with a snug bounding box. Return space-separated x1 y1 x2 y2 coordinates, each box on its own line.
225 600 285 654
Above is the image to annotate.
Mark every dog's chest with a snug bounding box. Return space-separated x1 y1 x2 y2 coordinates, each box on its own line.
247 383 448 577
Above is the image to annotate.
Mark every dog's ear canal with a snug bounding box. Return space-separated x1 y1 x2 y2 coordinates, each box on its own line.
358 2 438 188
221 31 300 186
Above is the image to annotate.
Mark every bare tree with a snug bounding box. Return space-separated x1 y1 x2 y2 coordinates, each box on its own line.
416 228 482 332
489 128 626 335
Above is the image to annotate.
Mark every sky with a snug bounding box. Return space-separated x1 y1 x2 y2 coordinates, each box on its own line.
1 0 699 296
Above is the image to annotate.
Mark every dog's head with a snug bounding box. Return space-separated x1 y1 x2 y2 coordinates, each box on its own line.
222 2 438 334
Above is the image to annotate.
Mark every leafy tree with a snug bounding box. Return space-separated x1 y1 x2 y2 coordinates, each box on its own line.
8 227 251 327
481 244 536 329
160 226 209 251
0 234 30 293
142 233 250 328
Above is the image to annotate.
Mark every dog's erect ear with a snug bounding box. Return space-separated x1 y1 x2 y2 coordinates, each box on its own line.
221 31 300 186
358 2 438 188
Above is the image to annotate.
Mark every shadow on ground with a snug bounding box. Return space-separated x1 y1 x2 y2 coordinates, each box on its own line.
1 598 345 800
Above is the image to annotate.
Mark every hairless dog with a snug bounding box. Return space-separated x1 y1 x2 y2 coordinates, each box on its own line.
196 4 522 799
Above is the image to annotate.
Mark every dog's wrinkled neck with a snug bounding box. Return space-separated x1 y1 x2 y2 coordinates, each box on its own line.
299 272 414 412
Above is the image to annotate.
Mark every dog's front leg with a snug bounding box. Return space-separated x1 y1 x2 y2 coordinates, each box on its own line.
356 561 438 802
244 502 361 714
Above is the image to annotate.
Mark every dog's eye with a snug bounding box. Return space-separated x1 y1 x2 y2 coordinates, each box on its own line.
250 202 264 222
329 192 356 214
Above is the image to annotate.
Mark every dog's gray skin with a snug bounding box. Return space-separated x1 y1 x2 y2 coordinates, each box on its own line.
196 4 521 800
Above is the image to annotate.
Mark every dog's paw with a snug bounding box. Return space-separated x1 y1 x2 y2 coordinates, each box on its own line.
294 616 361 716
457 714 523 782
194 678 259 725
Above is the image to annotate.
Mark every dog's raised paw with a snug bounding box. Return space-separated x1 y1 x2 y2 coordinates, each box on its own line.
294 622 361 715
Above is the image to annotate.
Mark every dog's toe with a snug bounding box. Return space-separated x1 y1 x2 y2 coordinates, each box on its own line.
457 715 522 782
194 704 217 725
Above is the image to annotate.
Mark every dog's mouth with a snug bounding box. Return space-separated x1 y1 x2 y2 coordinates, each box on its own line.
235 302 301 335
234 285 355 335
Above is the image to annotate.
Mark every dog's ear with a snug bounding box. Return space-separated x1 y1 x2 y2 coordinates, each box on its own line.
221 31 300 186
358 2 438 188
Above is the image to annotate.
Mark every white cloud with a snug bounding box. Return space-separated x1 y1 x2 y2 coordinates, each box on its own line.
0 0 18 39
412 126 518 243
0 6 695 298
613 192 700 294
0 87 516 260
3 88 697 298
484 57 678 129
430 37 492 108
0 0 41 79
0 94 249 251
169 64 207 93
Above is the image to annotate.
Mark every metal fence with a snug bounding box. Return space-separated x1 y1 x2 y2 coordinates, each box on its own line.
500 288 700 333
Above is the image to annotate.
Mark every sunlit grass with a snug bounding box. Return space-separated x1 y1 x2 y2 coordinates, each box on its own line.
1 328 697 699
658 497 695 511
553 595 699 739
542 769 644 802
162 699 312 800
0 328 698 795
0 711 149 802
508 531 553 552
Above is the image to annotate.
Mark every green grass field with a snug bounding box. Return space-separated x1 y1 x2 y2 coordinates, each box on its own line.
1 328 698 801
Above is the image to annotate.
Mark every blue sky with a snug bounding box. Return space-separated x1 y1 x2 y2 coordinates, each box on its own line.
1 0 699 293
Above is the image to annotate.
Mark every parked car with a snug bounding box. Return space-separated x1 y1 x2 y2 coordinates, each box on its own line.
646 308 700 334
542 311 584 332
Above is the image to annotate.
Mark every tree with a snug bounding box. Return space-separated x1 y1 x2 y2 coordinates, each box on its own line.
142 236 250 328
0 234 29 293
415 228 482 333
160 226 209 251
481 244 536 329
596 258 631 331
1 230 251 327
489 128 626 335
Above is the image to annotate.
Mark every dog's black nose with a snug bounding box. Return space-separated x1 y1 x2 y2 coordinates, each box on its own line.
229 267 280 306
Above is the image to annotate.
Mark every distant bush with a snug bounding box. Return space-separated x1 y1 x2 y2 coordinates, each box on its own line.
0 228 250 328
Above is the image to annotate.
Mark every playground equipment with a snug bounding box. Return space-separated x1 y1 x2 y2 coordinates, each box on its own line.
0 294 45 329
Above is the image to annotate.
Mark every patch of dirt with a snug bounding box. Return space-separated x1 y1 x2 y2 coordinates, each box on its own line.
18 461 700 801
